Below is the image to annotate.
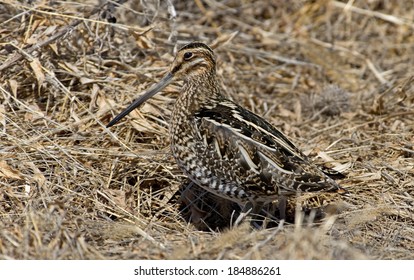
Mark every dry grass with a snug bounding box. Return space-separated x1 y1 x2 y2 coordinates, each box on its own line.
0 0 413 260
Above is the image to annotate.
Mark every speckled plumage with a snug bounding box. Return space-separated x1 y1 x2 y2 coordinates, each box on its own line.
107 42 347 221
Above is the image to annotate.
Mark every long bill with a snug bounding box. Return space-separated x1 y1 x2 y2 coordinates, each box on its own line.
106 72 174 128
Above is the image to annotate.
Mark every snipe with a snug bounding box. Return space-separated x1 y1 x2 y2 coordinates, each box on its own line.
107 42 347 223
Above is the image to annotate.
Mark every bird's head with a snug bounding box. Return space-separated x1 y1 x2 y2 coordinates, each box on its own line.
170 42 216 81
106 42 216 128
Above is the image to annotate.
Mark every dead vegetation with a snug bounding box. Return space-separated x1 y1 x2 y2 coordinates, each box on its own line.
0 0 413 259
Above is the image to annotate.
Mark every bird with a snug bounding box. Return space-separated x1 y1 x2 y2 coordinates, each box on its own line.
107 42 347 224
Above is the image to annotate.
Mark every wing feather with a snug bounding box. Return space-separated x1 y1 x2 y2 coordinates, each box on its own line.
194 100 343 195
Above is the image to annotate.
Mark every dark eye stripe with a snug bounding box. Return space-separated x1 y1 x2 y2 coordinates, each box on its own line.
172 63 182 74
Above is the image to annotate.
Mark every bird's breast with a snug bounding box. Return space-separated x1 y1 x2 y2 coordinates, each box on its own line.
170 103 200 166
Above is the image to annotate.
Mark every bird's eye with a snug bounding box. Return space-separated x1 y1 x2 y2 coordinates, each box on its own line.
183 52 193 60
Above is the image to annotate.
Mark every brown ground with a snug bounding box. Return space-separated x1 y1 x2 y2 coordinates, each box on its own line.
0 0 413 260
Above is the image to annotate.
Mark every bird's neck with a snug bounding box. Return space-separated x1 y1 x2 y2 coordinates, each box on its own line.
177 72 222 114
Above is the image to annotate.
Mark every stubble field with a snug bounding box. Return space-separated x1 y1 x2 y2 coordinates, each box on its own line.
0 0 413 259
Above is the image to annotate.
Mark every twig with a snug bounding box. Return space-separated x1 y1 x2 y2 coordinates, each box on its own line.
366 59 389 85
